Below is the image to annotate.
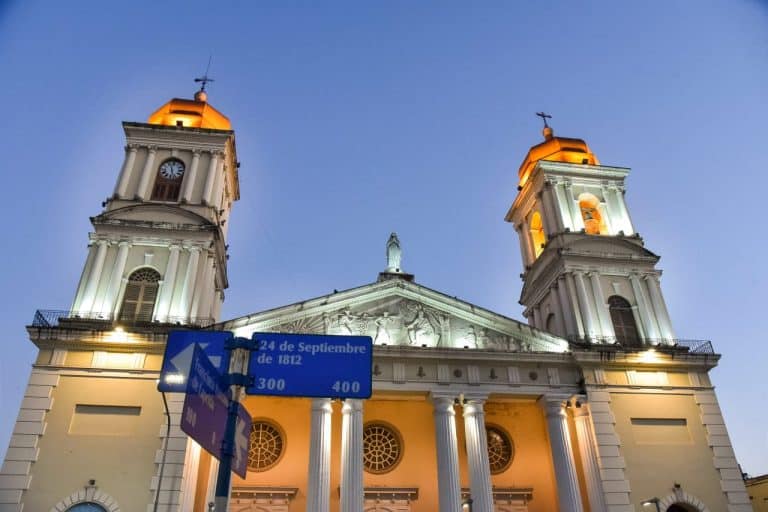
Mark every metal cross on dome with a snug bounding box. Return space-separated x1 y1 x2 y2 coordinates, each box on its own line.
194 56 215 92
536 111 552 128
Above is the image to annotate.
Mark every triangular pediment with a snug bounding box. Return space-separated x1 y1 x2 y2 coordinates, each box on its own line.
94 204 215 228
221 279 568 353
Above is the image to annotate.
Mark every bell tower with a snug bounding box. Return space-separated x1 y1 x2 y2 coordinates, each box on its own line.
70 87 239 326
506 122 674 346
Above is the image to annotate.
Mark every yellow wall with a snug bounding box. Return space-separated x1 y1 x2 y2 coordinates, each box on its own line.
234 395 559 512
610 392 728 511
747 475 768 512
25 375 163 511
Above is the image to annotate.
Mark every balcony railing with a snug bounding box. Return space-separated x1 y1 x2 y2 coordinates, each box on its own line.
31 309 215 329
567 336 714 354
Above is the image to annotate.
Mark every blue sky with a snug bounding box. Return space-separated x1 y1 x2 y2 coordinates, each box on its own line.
1 1 767 475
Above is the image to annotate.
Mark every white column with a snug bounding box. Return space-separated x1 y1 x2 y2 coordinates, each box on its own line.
156 244 181 322
630 273 660 341
564 273 586 338
102 240 131 315
612 186 634 235
644 274 675 342
544 181 564 233
213 158 226 209
573 271 597 339
573 404 607 512
177 246 201 320
79 240 109 313
588 272 615 340
539 396 584 512
554 182 576 231
199 259 217 322
136 146 158 200
181 149 201 203
550 286 567 337
531 305 542 329
190 253 213 320
179 438 201 512
517 223 534 265
462 395 494 512
556 277 578 338
202 151 220 205
307 398 333 512
431 394 462 512
537 190 557 236
340 399 364 512
114 145 138 198
563 182 585 231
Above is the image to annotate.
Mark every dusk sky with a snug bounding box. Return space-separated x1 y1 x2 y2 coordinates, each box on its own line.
1 1 767 475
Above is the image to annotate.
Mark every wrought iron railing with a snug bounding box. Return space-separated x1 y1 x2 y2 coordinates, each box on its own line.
567 335 714 354
31 309 215 329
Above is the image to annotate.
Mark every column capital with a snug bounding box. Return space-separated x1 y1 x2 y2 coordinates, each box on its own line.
117 240 132 248
311 397 333 413
147 145 158 154
341 399 363 414
125 144 139 152
191 148 202 156
538 394 570 418
168 244 182 252
430 391 459 403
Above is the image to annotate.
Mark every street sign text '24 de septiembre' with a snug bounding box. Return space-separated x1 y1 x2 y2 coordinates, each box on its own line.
246 333 372 399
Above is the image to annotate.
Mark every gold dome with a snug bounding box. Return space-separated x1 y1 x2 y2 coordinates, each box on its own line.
147 96 231 130
517 129 599 187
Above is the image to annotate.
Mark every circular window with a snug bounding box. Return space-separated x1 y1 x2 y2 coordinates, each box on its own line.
247 420 285 472
486 425 514 474
363 422 403 474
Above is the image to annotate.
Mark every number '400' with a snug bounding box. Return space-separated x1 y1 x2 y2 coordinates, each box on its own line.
332 381 360 393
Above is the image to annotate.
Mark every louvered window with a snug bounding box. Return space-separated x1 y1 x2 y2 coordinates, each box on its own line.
119 268 161 323
608 295 640 347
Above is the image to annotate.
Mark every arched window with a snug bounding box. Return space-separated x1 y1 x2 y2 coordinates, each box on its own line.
578 193 607 235
529 211 546 258
151 158 185 202
608 295 640 346
66 504 108 512
119 268 161 323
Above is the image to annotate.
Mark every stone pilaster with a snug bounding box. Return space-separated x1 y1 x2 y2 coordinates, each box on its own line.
136 146 158 201
573 403 607 512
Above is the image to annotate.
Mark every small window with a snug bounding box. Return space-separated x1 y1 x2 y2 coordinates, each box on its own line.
119 268 160 323
608 295 640 346
529 211 546 258
578 193 607 235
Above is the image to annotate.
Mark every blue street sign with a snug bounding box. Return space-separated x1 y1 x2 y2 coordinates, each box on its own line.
158 330 232 392
246 333 373 399
180 344 230 463
232 402 252 479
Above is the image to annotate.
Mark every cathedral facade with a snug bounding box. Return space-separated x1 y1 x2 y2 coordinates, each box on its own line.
0 91 752 512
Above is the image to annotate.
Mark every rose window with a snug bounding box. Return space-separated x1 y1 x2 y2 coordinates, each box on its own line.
486 425 514 474
363 422 403 474
247 421 284 472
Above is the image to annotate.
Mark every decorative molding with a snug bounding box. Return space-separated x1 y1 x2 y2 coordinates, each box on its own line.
50 484 120 512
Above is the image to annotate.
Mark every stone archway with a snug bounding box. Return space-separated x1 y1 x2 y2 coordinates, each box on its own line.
49 485 120 512
657 487 710 512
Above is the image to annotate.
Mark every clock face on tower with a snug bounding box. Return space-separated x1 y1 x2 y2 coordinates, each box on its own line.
158 159 185 180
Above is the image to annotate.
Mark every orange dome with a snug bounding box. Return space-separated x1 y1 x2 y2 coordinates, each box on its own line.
147 96 231 130
518 130 599 187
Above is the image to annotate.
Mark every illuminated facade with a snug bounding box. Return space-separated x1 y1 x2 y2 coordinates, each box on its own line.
0 93 752 512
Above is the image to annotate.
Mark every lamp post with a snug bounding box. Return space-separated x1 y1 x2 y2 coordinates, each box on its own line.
462 497 473 512
641 497 661 512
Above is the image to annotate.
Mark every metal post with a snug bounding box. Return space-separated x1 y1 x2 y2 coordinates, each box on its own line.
213 339 254 512
153 392 171 512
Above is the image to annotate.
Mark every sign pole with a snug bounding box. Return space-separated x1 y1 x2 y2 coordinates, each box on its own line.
214 338 256 512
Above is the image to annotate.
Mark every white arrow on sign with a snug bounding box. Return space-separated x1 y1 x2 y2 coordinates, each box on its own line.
234 415 249 471
169 342 221 375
